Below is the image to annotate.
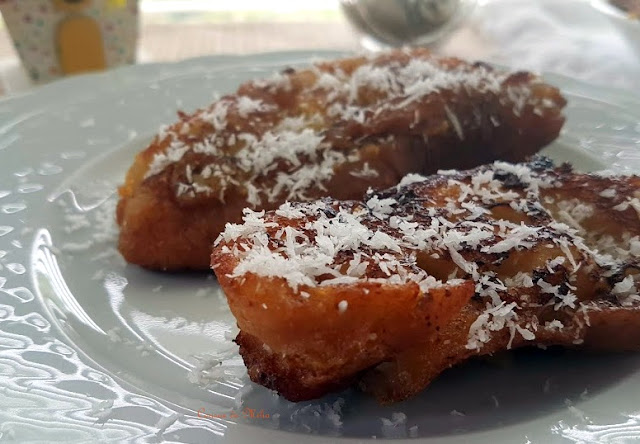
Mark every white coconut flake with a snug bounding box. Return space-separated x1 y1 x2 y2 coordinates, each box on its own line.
275 201 306 219
61 240 94 252
106 327 123 343
366 195 397 218
142 52 537 206
504 272 534 288
599 188 616 198
236 96 270 117
218 159 640 356
397 173 428 190
155 413 180 435
89 399 114 421
612 275 640 306
350 162 380 179
381 412 407 426
545 320 565 331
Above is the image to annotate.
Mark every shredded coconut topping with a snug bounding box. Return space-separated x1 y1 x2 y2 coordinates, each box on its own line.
216 158 640 352
140 50 552 209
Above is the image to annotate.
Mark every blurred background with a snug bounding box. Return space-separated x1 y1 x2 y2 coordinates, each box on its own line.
0 0 639 95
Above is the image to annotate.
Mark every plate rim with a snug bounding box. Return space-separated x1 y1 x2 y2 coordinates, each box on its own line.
1 50 640 443
2 50 640 111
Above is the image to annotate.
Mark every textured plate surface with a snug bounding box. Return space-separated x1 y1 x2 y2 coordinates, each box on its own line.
1 52 640 443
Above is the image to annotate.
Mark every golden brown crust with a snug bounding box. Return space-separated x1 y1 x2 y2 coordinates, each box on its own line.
235 331 359 402
118 49 566 270
215 244 474 402
212 158 640 403
360 301 640 403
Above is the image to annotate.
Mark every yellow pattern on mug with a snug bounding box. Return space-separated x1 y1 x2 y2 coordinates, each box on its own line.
53 0 107 75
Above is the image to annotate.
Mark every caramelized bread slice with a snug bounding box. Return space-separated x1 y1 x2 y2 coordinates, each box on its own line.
360 161 640 402
118 48 566 270
212 158 640 403
213 203 474 401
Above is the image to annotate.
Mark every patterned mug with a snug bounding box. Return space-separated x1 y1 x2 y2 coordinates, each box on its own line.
0 0 138 83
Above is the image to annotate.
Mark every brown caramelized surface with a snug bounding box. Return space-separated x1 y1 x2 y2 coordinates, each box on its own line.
118 48 566 270
213 158 640 403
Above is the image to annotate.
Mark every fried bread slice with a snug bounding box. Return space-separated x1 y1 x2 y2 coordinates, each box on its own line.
118 48 566 270
212 202 475 401
212 158 640 403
